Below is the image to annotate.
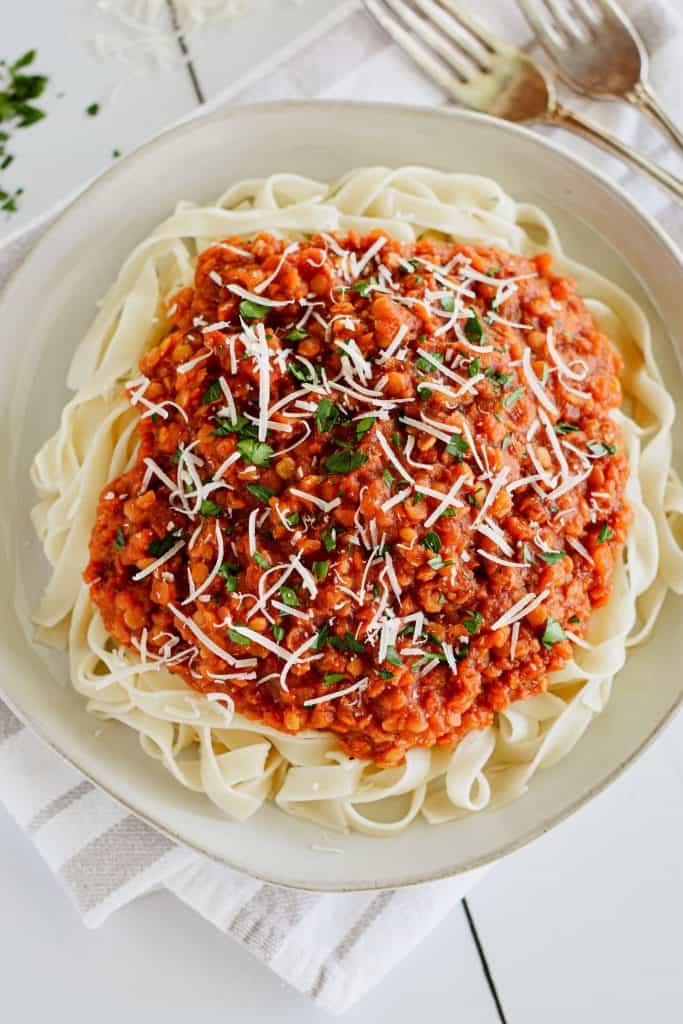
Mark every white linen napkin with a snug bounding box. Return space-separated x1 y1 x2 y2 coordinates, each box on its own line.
0 0 681 1015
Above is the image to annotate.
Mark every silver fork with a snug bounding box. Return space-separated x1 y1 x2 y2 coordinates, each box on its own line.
517 0 683 153
363 0 683 200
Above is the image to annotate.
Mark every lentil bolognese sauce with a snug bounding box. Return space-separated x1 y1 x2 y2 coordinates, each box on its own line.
84 229 630 768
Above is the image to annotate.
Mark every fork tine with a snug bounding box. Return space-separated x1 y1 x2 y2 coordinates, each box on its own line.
540 0 583 39
363 0 471 102
382 0 478 79
516 0 568 59
434 0 503 54
412 0 493 72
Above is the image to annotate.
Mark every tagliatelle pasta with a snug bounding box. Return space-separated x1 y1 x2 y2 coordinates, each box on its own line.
30 167 683 835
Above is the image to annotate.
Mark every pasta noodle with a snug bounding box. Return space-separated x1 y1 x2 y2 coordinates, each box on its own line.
30 167 683 835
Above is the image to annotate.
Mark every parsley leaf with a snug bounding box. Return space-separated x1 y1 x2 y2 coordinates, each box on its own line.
355 416 376 441
554 422 579 435
239 299 269 319
288 360 317 383
315 397 339 433
587 440 617 457
199 499 222 517
445 434 469 461
468 356 480 378
236 439 274 466
597 522 613 544
538 550 567 564
147 528 182 556
503 386 525 408
422 531 441 553
228 627 251 646
464 307 484 343
541 617 566 648
440 294 455 313
322 673 347 687
416 351 444 372
463 610 483 634
273 624 285 643
253 551 269 569
218 562 238 591
201 380 222 404
279 586 300 607
115 525 125 549
385 646 403 667
321 528 336 552
324 450 368 474
246 482 274 503
312 561 329 581
284 328 308 342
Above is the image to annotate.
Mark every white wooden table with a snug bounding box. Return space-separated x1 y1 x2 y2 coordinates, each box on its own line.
2 3 682 1021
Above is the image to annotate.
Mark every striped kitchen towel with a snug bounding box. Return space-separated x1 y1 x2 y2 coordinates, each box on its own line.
0 0 681 1014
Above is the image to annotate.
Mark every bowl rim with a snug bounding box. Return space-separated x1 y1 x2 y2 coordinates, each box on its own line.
1 98 682 891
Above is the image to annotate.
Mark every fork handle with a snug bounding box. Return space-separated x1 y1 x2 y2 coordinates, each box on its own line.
627 80 683 156
552 103 683 202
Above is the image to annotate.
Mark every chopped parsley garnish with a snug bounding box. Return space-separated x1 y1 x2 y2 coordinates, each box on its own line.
239 299 269 319
324 450 368 474
348 278 376 298
416 351 444 372
392 432 402 447
284 328 308 342
422 531 441 554
287 512 300 527
115 525 125 549
465 492 480 509
554 422 579 435
569 615 581 625
597 522 613 544
227 627 250 646
385 646 403 667
440 294 455 313
0 50 48 213
218 562 239 591
288 360 317 383
246 482 274 503
112 148 121 158
236 439 274 466
321 527 336 552
253 551 269 569
541 616 566 648
468 356 480 378
417 384 433 400
315 397 338 433
383 469 394 488
322 673 347 687
464 307 484 343
503 386 525 408
440 508 457 518
355 415 375 441
312 624 329 651
273 624 285 644
201 380 222 404
502 435 512 450
328 631 365 654
486 265 503 276
147 528 182 557
279 585 299 607
199 499 222 517
463 610 483 634
538 550 566 564
587 440 617 457
312 561 329 581
379 669 394 679
86 102 99 116
413 492 424 505
445 434 469 461
428 555 453 570
210 413 257 440
485 368 513 391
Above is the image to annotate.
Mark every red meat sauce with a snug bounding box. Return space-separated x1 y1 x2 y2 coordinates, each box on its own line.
85 230 630 767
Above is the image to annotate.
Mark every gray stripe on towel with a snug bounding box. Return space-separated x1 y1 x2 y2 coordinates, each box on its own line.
230 884 322 963
0 703 24 744
60 813 174 913
309 890 396 998
27 779 93 835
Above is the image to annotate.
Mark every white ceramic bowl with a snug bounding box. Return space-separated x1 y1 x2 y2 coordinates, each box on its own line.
1 101 681 891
